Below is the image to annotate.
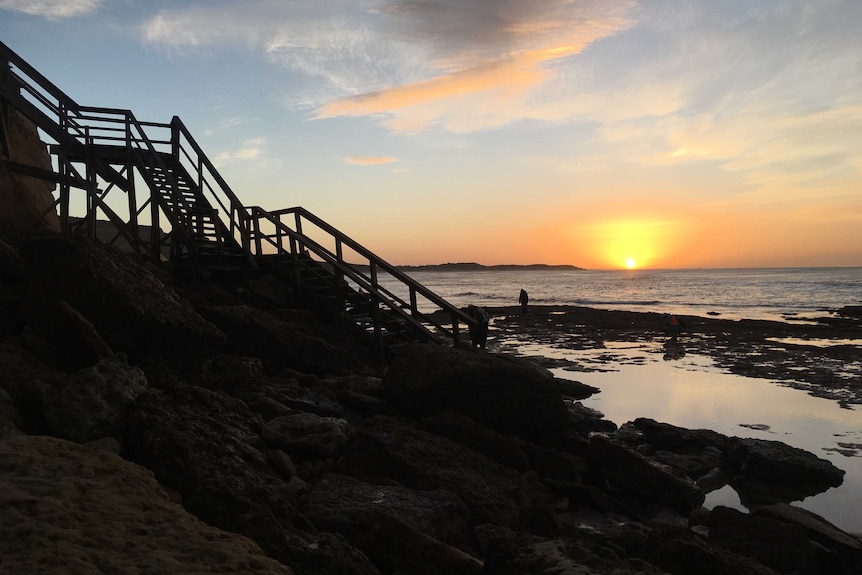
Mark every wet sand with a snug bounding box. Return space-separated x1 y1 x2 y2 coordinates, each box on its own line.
479 305 862 407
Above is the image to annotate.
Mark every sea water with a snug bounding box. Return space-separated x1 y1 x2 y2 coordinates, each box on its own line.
381 267 862 532
396 267 862 322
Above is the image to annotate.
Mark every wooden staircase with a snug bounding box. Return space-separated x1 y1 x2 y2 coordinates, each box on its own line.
0 40 474 358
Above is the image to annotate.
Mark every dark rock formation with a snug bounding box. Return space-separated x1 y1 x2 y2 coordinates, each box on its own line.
727 437 845 505
384 343 569 446
21 236 225 359
589 433 706 515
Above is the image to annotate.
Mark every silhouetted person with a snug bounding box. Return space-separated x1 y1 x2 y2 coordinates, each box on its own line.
466 305 489 349
663 314 683 340
519 289 529 315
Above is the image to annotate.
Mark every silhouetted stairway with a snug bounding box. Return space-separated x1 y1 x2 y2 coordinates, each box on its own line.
0 40 474 358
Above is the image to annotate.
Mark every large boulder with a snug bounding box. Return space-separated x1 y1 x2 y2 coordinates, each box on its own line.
384 344 568 446
418 411 531 471
588 433 705 515
754 503 862 571
37 356 148 443
0 109 60 236
302 473 480 574
726 437 845 504
481 526 667 575
645 524 782 575
20 236 225 359
262 412 351 459
198 304 364 376
0 435 293 574
708 505 815 574
337 414 536 529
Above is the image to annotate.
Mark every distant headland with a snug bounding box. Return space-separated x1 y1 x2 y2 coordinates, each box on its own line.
395 262 584 271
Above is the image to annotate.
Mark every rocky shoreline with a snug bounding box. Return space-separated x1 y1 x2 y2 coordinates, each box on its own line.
2 235 862 574
481 304 862 408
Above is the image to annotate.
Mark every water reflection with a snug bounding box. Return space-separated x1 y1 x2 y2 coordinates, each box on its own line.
540 349 862 533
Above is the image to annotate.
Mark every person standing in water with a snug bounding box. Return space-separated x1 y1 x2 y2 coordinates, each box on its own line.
519 289 529 315
466 305 489 349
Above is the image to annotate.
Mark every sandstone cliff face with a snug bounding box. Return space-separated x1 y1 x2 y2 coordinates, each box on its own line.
0 108 60 236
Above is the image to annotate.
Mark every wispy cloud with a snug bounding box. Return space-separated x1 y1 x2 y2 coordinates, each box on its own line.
213 137 274 166
0 0 102 19
138 1 635 132
342 155 398 166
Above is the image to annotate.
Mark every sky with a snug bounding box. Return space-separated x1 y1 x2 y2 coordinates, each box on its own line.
1 0 861 270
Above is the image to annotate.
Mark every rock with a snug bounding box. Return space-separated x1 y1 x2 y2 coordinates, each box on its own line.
754 503 862 564
0 435 293 574
20 236 225 359
337 389 397 415
337 414 530 529
708 505 815 574
188 355 265 392
557 377 600 399
631 418 729 452
125 384 378 574
556 509 652 558
726 437 845 504
568 401 618 434
262 412 351 459
23 297 114 369
384 343 568 446
0 109 60 236
37 356 148 443
521 442 586 483
696 467 731 494
418 411 531 471
645 524 782 575
483 529 664 575
588 433 705 515
199 304 363 376
302 473 478 573
0 385 23 438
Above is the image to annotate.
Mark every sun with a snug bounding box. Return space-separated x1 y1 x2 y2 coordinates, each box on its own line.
625 258 637 269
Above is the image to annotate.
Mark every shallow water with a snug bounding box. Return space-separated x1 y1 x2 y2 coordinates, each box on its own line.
503 335 862 533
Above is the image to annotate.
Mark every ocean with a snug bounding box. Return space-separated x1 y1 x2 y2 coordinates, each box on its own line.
396 267 862 322
383 267 862 532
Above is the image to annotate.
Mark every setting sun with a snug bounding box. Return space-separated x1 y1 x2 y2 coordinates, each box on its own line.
625 258 637 269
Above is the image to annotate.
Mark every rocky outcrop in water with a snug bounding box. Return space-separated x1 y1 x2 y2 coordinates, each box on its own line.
0 234 860 575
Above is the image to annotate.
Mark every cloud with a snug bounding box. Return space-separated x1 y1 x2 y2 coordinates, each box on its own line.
138 1 636 132
0 0 102 19
342 155 398 166
213 137 272 165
